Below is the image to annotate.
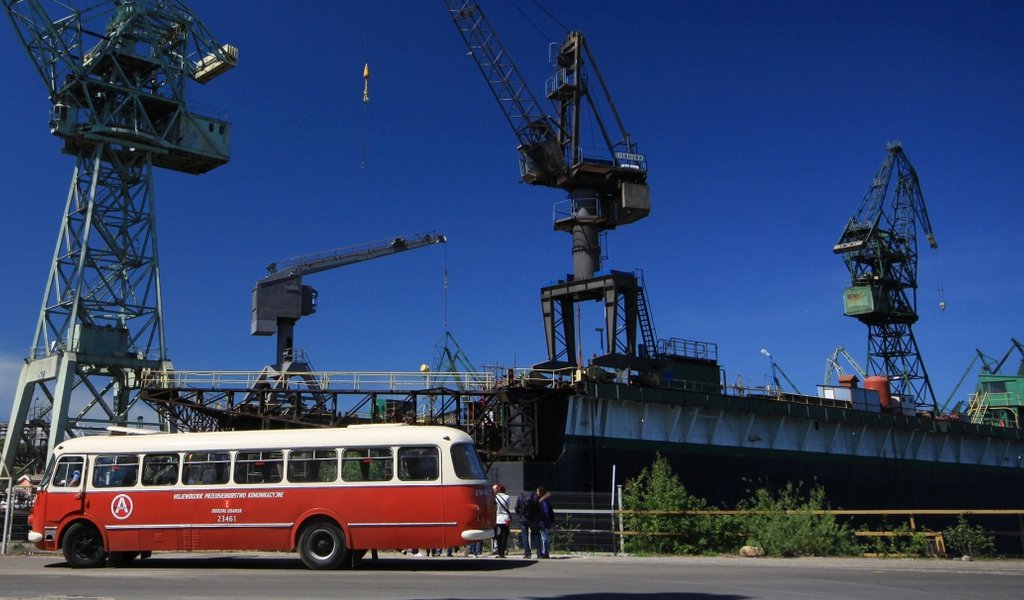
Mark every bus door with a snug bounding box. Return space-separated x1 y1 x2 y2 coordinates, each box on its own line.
40 455 86 544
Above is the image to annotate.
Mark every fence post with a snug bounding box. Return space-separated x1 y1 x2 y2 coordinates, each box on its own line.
616 484 625 555
1 464 12 555
610 465 617 556
1018 514 1024 555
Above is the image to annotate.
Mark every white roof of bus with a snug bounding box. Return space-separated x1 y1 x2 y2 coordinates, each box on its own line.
52 424 474 455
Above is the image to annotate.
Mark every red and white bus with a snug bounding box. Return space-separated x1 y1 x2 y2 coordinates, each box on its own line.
27 424 494 569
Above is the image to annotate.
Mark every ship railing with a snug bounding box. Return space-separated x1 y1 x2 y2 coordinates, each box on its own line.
657 337 718 361
723 382 862 411
139 370 499 392
508 367 578 387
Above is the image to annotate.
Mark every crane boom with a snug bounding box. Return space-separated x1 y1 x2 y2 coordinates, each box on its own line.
263 232 446 282
443 0 565 182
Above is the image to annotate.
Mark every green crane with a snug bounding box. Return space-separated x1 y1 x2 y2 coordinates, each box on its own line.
1 0 237 473
833 142 938 411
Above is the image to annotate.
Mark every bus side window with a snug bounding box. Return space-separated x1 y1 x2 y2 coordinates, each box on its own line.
142 453 180 486
398 446 439 482
51 456 85 488
183 451 231 485
234 450 283 484
92 454 140 488
342 447 392 482
287 449 337 483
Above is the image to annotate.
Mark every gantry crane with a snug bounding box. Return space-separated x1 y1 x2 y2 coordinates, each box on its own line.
1 0 237 474
833 141 939 411
444 0 653 370
252 232 447 368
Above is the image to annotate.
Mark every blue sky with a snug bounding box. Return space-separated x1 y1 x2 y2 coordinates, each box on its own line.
0 0 1021 421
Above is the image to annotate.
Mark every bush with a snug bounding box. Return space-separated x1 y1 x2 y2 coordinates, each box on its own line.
736 482 860 557
943 516 995 558
858 519 933 557
621 453 737 555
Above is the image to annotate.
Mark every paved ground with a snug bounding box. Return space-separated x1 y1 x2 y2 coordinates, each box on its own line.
0 551 1021 599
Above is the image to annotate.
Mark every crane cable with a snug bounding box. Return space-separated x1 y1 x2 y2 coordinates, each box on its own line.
935 248 947 313
360 1 370 169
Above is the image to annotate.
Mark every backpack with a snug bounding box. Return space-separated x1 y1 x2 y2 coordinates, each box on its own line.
515 491 534 519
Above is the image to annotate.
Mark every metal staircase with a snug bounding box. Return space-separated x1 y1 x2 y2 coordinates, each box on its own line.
636 270 658 358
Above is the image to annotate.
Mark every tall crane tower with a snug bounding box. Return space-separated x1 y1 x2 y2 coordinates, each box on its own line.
833 141 939 411
1 0 237 473
445 1 652 370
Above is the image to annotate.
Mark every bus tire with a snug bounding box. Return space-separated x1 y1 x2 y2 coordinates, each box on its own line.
62 522 106 568
298 521 349 570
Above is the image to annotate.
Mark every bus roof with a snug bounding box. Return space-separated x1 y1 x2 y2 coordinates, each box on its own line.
52 424 474 456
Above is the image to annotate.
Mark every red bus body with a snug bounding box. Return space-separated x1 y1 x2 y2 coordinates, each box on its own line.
28 424 494 568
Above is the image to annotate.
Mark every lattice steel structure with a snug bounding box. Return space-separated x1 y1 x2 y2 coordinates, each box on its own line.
1 0 237 473
833 142 938 410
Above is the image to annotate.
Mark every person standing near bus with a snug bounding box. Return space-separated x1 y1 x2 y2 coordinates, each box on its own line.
537 487 555 558
516 483 540 556
494 483 511 558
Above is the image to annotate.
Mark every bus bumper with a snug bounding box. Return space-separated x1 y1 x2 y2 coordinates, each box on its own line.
27 530 43 543
460 529 494 542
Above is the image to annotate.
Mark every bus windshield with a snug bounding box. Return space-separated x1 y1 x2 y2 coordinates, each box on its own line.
451 442 486 479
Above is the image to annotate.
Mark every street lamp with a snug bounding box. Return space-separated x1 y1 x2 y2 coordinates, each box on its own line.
760 348 775 391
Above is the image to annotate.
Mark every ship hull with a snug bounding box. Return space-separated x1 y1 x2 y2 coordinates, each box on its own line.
518 381 1024 511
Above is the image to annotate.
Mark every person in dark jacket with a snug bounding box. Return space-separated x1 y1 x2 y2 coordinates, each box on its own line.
515 486 541 558
536 486 555 558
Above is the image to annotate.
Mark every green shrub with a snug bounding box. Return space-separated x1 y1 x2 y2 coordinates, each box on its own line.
943 516 995 558
621 453 737 555
857 519 933 557
736 482 860 557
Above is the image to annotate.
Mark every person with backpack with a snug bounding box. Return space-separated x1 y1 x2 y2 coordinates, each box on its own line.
515 486 541 558
537 486 556 558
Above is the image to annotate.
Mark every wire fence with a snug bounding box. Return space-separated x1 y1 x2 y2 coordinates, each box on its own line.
526 490 1024 556
514 491 618 554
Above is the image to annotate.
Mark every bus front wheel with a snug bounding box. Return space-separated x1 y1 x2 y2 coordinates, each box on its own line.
298 521 350 570
62 522 106 568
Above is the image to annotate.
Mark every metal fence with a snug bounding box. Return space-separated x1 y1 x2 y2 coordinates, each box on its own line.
518 491 617 554
1 479 37 554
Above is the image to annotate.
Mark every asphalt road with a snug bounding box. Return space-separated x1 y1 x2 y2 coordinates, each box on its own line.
0 551 1021 599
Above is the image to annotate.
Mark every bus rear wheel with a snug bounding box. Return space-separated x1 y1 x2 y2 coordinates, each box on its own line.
298 521 350 570
62 522 106 568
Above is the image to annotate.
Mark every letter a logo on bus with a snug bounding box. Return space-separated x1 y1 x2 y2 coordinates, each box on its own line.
111 494 134 520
